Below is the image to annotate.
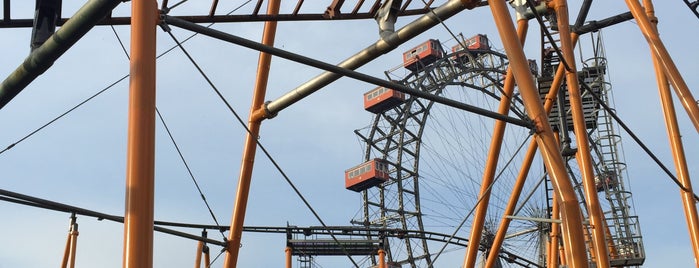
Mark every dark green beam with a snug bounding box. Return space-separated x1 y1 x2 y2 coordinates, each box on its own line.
0 0 123 110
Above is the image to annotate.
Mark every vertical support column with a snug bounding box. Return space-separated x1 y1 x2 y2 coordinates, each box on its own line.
553 0 610 267
194 241 203 268
61 214 79 268
68 223 78 268
195 230 208 268
466 18 529 268
488 30 580 268
625 0 699 133
378 249 386 268
194 241 204 268
548 194 561 268
485 0 588 267
123 0 157 267
203 245 211 267
223 1 281 267
487 64 571 267
558 233 568 267
643 0 699 265
285 247 292 268
61 232 71 268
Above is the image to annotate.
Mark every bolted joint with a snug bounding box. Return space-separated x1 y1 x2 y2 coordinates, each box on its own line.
530 114 549 134
261 101 278 120
158 14 172 32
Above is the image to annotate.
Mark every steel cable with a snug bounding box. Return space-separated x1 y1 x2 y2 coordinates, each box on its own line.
162 24 362 268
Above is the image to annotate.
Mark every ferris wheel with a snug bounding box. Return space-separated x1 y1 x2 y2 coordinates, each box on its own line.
347 34 548 267
346 27 645 267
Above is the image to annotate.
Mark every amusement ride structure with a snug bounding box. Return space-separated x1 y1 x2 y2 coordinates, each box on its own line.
0 0 698 268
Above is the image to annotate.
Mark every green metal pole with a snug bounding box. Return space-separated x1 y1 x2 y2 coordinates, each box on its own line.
0 0 123 109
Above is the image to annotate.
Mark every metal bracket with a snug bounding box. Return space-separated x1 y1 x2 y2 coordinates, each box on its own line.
31 0 62 51
508 0 549 21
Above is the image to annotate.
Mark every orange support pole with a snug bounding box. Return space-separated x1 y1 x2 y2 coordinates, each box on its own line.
195 230 209 268
485 0 588 267
559 237 568 267
487 42 578 266
61 232 71 268
378 249 386 268
203 246 211 268
285 247 292 268
642 0 699 264
547 132 563 268
194 241 203 268
484 142 535 268
68 227 78 268
552 0 610 267
625 0 699 133
123 0 157 267
222 1 281 267
61 214 79 268
487 23 582 268
485 60 568 267
464 18 529 268
548 193 561 268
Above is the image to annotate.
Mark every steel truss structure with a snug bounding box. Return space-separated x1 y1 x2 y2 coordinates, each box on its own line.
1 1 698 268
355 46 516 267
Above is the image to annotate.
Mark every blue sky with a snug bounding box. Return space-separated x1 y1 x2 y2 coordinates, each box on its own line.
0 1 697 267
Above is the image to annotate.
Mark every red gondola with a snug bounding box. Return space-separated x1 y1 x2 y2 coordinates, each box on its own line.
465 34 489 50
345 159 390 192
364 86 405 113
451 34 490 59
402 39 442 71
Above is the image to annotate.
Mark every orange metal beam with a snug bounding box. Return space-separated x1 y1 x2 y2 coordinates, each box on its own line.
548 193 561 268
624 0 699 133
543 32 581 268
123 0 157 267
467 18 529 268
485 0 588 267
548 132 563 268
222 1 281 267
61 232 71 268
68 228 78 268
61 216 79 268
285 247 292 268
642 0 699 264
204 250 211 267
378 249 386 268
194 241 203 268
553 0 610 267
485 30 587 265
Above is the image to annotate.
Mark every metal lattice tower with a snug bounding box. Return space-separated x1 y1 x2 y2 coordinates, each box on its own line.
584 31 645 267
538 25 646 266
